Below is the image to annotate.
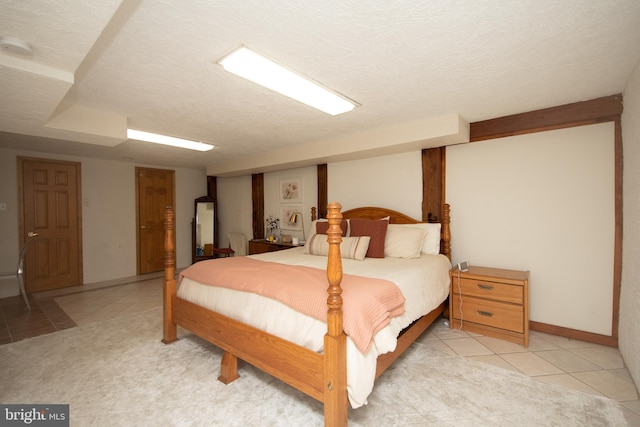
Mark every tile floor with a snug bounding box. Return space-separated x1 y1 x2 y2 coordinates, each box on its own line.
1 273 639 425
0 294 75 344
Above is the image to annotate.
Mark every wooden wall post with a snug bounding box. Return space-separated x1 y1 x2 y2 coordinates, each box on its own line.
251 173 265 239
317 164 328 219
206 176 219 248
422 147 446 222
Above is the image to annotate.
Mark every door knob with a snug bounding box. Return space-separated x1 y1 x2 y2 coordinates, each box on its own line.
27 231 39 238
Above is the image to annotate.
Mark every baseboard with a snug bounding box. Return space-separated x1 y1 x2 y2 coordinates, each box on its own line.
530 321 618 348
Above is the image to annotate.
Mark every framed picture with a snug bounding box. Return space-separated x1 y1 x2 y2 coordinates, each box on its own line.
279 178 302 203
280 205 303 231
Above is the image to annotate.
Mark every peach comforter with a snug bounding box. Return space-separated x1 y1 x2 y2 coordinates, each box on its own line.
180 257 405 353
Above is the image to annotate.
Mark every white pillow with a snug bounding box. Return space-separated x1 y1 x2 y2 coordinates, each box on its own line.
387 223 441 255
303 234 370 261
384 225 427 258
420 223 442 254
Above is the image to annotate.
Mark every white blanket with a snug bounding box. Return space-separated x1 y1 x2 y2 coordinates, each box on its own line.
177 247 451 408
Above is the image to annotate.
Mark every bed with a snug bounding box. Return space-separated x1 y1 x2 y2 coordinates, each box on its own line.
162 202 451 426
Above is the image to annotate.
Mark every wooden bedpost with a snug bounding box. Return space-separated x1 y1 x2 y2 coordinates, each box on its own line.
162 206 178 344
324 202 348 426
441 204 451 261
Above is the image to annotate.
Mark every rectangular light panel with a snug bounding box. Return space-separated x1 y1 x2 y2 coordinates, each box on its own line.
218 46 358 116
127 129 214 152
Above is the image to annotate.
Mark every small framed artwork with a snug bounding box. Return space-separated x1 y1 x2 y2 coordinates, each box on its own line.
279 178 302 203
280 205 303 231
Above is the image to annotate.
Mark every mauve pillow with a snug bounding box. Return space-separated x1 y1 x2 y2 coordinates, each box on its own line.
315 220 348 236
348 218 389 258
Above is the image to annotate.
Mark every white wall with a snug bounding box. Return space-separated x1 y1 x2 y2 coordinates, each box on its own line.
217 175 253 248
0 150 21 297
80 159 137 282
216 152 425 245
217 166 319 249
329 151 424 218
264 166 317 241
446 123 615 335
0 148 206 297
620 59 640 387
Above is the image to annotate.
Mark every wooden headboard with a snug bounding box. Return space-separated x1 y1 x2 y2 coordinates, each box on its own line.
311 204 451 260
341 206 422 224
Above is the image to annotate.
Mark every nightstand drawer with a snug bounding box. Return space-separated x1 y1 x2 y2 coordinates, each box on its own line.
452 295 524 333
454 277 523 304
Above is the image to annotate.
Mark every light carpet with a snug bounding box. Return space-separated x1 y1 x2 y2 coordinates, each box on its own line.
0 307 627 426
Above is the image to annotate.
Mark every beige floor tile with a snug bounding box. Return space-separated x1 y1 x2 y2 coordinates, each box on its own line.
620 400 640 420
75 311 121 326
499 352 564 376
67 313 104 326
534 373 603 396
418 329 442 341
535 332 600 350
442 337 493 357
535 349 601 373
467 354 522 373
525 333 562 351
609 368 637 385
622 399 640 415
572 370 639 401
570 346 626 370
129 293 162 304
621 406 640 426
417 338 457 355
429 322 471 340
54 303 104 317
127 301 162 313
474 335 529 354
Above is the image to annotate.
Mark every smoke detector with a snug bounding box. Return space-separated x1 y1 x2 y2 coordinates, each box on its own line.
0 36 33 56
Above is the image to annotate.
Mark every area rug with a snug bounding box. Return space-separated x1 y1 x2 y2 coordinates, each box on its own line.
0 307 626 426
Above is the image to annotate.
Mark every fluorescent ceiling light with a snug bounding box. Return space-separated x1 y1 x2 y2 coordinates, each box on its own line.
127 129 214 152
217 46 358 116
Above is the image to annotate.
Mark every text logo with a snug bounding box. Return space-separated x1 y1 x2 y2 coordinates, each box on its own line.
1 405 68 426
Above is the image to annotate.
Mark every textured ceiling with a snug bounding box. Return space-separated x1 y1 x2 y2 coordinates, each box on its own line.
1 0 639 175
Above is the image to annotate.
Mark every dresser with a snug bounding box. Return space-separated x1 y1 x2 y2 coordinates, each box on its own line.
248 239 302 255
450 265 529 346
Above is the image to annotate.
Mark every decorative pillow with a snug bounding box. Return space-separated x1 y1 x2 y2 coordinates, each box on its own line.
315 220 348 236
390 223 442 255
348 218 389 258
384 225 427 258
303 235 371 261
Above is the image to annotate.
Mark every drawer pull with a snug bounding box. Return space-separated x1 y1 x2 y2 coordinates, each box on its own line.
477 310 494 317
477 284 494 291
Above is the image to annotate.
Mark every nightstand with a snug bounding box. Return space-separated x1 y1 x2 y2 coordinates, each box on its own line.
450 265 529 346
248 239 302 255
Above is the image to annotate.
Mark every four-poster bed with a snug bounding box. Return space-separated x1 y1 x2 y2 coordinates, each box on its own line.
162 202 451 426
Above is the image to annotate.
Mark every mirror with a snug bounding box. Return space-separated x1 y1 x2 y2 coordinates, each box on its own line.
193 196 216 263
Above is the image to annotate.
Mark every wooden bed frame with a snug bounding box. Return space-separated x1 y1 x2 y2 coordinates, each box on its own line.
162 202 451 426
